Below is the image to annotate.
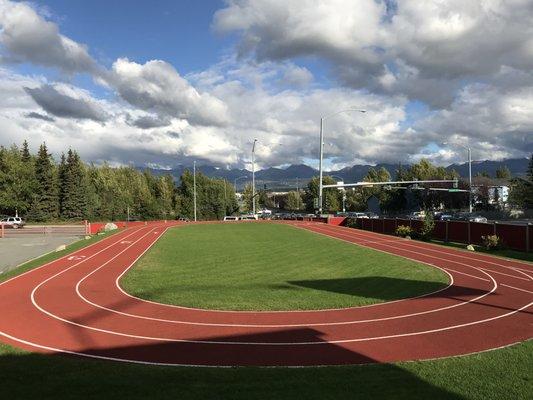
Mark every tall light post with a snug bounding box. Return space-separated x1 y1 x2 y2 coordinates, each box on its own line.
193 160 197 221
319 108 366 214
444 142 472 213
252 139 258 215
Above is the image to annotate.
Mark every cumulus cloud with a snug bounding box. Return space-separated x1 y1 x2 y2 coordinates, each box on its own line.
107 58 229 127
0 0 98 74
24 84 109 121
0 0 531 169
214 0 533 106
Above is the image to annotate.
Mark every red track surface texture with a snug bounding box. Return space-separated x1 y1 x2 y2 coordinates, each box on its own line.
0 221 531 367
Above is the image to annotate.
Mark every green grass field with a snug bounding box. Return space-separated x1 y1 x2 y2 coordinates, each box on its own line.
0 223 530 399
121 223 449 310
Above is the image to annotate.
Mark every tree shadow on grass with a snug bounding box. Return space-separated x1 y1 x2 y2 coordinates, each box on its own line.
0 326 468 400
287 276 450 301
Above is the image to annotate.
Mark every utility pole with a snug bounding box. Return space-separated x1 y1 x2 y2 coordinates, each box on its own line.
318 108 366 214
193 161 197 221
296 177 300 210
252 139 257 215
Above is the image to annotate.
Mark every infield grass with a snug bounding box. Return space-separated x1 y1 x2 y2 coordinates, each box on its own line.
121 222 449 310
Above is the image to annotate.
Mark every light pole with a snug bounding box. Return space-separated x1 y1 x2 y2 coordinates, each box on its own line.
443 142 472 213
252 139 258 215
193 161 197 221
319 109 366 214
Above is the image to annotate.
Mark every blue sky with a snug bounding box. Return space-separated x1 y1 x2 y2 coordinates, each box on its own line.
0 0 531 169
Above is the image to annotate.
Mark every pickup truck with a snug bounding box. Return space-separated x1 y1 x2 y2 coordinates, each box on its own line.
0 216 25 228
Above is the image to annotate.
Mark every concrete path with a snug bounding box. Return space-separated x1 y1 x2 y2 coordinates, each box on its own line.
0 235 81 274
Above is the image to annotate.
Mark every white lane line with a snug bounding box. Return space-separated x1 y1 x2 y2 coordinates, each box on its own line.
48 223 498 332
73 232 507 328
23 274 533 346
501 284 533 295
477 268 529 281
442 268 490 282
315 223 532 272
308 224 526 282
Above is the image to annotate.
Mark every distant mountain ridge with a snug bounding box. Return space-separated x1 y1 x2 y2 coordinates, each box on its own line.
146 158 529 190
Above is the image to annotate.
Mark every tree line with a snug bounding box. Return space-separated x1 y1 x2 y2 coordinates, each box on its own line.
0 141 238 222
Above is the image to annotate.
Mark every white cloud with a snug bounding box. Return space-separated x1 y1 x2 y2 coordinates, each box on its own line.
0 0 98 74
107 58 229 127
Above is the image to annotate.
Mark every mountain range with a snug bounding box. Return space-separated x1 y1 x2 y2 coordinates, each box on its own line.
147 157 530 190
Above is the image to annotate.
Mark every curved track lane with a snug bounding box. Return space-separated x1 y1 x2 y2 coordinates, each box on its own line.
0 221 531 366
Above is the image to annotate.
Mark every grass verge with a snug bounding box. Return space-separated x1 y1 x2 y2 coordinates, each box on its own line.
429 239 533 263
0 340 530 400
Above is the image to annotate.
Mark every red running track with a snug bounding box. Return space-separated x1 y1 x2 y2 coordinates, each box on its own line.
0 221 531 367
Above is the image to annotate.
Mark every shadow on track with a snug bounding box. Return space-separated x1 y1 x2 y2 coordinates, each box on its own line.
0 325 472 400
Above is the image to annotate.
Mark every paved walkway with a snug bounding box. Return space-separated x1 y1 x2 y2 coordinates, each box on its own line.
0 235 81 274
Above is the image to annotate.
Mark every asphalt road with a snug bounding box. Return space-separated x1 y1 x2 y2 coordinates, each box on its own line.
0 235 81 274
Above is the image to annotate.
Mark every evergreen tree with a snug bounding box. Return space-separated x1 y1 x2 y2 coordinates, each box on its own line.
60 150 88 219
21 140 31 163
27 143 59 221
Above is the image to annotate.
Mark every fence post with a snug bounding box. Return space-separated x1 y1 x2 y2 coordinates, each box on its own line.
382 218 385 233
468 221 471 244
409 218 412 229
493 221 497 236
395 218 398 230
526 223 530 253
445 220 449 242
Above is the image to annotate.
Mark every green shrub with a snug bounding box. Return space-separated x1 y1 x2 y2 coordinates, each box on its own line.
481 234 501 250
419 213 435 241
395 225 413 237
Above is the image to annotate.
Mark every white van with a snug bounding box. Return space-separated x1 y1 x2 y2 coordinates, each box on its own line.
223 216 240 221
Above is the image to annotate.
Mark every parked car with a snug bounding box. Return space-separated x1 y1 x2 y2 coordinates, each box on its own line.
434 213 453 221
408 211 426 220
0 216 25 228
223 216 240 221
468 215 488 223
240 214 258 220
177 217 190 222
346 212 368 219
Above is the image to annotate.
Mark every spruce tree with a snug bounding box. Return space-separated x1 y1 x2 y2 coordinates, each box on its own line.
60 149 87 219
21 140 31 163
28 143 59 221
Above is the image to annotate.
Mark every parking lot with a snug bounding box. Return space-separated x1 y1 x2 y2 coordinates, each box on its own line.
0 234 82 274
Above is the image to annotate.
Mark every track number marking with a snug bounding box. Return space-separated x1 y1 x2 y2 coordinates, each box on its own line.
67 255 86 261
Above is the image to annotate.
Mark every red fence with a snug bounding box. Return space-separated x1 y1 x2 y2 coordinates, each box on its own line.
87 220 171 235
335 217 531 252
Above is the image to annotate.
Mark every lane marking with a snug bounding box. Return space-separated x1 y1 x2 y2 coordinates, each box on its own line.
310 222 532 271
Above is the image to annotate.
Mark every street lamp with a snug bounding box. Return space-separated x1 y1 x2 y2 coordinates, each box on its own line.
443 141 472 213
193 160 197 221
318 108 366 214
252 139 258 215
